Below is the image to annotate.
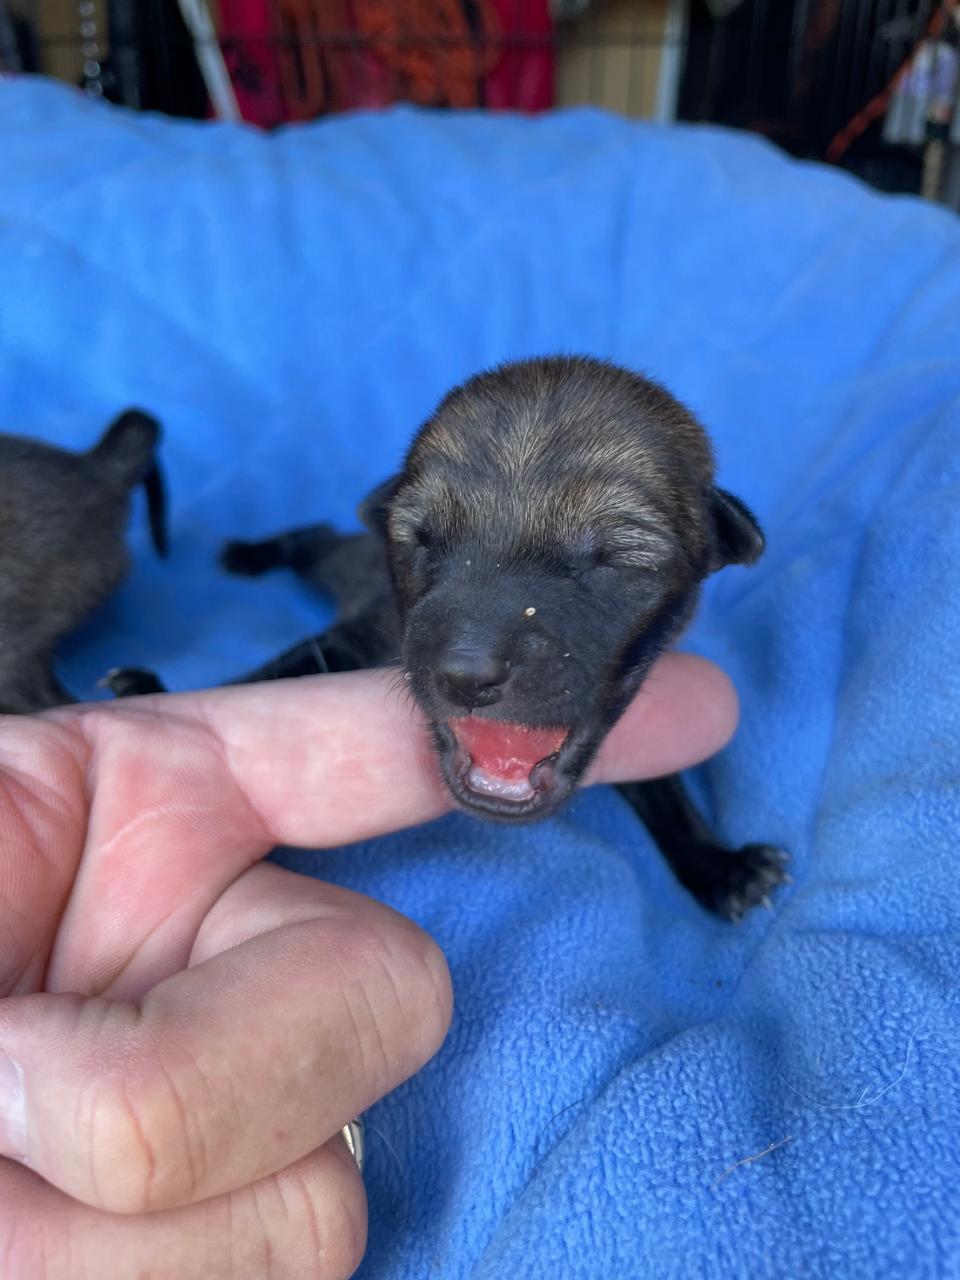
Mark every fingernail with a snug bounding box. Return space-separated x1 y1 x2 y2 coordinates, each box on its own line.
0 1054 27 1159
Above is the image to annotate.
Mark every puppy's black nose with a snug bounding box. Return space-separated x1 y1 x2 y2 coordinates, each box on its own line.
437 648 509 708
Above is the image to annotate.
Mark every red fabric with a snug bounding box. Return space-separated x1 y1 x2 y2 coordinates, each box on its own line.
485 0 553 111
217 0 554 122
218 0 286 127
275 0 396 118
354 0 502 108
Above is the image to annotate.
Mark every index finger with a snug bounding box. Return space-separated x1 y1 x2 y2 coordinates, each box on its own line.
155 651 738 848
40 653 735 1001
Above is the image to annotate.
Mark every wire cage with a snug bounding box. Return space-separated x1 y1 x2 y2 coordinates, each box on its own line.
683 0 960 203
3 1 959 207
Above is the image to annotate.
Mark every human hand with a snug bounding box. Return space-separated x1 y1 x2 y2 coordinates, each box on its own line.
0 653 736 1279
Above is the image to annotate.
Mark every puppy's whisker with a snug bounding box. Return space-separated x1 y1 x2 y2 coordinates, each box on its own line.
384 666 419 713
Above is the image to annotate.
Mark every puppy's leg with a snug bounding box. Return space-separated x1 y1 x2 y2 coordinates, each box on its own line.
617 776 788 921
220 524 346 579
101 644 322 696
229 634 335 682
229 617 387 682
103 617 381 700
105 637 339 698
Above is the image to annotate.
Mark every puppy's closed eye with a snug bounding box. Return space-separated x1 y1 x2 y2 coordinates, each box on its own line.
567 537 671 577
561 530 610 574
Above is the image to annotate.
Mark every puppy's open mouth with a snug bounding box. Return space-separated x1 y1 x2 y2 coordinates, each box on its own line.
434 716 575 820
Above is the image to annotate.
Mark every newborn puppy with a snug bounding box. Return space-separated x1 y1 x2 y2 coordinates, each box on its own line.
114 358 786 917
0 409 167 713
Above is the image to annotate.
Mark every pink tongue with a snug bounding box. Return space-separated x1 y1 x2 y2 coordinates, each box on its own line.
452 718 568 782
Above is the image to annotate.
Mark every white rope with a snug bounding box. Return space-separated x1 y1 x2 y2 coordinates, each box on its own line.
175 0 242 123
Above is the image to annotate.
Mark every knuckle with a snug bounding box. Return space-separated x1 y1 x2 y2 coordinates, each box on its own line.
0 1213 45 1280
382 918 454 1063
271 1152 367 1280
83 1075 161 1213
82 1060 204 1213
339 913 453 1085
0 1169 64 1280
413 928 454 1049
324 1183 368 1280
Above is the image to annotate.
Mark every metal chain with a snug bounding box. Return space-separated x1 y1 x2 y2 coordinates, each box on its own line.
77 0 104 97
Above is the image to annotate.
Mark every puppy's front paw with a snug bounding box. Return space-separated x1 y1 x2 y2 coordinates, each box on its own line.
220 539 276 576
697 843 790 922
100 666 168 697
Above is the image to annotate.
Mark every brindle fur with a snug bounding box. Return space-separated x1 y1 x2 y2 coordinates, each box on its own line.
110 357 787 918
0 410 167 713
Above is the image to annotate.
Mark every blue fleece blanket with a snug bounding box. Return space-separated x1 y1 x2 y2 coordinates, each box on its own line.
2 78 959 1279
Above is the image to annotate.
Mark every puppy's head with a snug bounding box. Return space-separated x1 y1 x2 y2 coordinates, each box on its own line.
363 356 762 821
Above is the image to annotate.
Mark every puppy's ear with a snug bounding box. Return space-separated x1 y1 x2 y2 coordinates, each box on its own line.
708 487 765 571
358 473 403 535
